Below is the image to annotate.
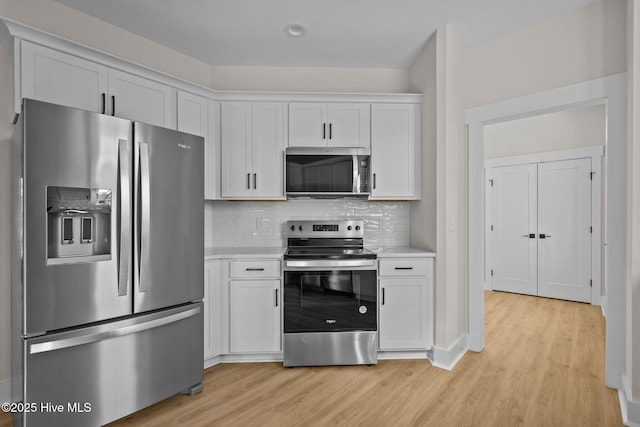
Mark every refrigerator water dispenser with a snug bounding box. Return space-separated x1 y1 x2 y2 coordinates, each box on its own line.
47 186 112 264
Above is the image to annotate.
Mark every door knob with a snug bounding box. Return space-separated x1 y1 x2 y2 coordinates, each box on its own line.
539 233 551 239
522 233 536 239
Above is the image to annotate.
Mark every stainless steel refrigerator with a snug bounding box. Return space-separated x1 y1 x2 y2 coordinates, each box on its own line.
11 99 205 426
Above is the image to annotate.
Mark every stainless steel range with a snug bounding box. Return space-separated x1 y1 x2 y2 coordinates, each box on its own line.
283 220 378 367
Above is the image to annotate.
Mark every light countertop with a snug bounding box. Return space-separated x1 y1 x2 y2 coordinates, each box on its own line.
205 247 286 260
205 246 435 260
368 247 436 258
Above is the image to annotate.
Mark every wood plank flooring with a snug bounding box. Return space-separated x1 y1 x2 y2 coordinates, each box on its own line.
1 291 623 426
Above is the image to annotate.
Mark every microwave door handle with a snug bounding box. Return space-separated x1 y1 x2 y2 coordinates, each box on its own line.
138 140 151 293
353 155 359 193
118 139 131 297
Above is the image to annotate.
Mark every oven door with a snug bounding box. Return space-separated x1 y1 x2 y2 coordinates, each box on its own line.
284 266 377 333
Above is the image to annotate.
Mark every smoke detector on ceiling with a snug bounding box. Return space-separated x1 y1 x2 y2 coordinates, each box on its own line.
284 22 307 37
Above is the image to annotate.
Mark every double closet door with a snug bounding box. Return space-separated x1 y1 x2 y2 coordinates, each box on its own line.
491 158 592 303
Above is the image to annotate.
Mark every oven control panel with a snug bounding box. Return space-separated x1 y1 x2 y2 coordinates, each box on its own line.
286 220 364 238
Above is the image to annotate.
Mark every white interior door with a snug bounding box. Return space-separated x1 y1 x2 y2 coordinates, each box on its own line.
492 163 538 296
537 158 592 302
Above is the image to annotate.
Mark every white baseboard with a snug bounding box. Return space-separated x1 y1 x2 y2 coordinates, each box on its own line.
0 379 10 404
378 350 429 360
620 376 640 427
428 334 468 371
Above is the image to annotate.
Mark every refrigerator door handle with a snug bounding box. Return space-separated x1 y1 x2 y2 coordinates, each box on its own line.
118 139 131 296
29 306 202 355
138 140 151 293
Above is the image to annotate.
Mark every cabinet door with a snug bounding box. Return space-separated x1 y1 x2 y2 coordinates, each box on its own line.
379 277 428 350
327 103 370 149
229 280 281 353
288 102 327 147
370 103 420 199
220 102 252 198
204 260 222 359
21 41 108 113
177 91 208 137
178 91 220 200
108 69 176 129
252 102 285 198
205 100 221 200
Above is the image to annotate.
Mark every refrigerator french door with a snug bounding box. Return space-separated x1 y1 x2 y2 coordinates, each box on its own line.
11 99 204 427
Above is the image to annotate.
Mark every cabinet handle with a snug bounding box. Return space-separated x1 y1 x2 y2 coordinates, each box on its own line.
329 123 332 139
373 173 377 189
101 93 106 114
111 95 115 116
395 267 414 270
539 233 552 239
253 173 257 190
275 289 279 307
323 123 326 139
247 173 251 189
245 268 265 271
381 288 385 305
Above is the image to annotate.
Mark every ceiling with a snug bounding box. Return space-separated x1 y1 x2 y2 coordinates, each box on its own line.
53 0 603 68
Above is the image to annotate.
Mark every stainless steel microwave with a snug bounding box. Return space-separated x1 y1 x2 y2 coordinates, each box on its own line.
285 147 370 198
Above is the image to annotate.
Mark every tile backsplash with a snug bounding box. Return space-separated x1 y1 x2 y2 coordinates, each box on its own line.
205 199 410 248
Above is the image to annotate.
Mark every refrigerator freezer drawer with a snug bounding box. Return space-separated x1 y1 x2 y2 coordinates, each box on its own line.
18 303 203 427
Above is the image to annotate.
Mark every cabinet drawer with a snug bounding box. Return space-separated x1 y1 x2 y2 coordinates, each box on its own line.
230 260 281 278
379 258 429 277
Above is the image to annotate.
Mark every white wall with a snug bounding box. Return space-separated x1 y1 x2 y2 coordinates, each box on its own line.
625 0 640 421
484 104 606 158
0 0 212 86
439 25 468 350
211 65 409 93
409 33 437 252
408 25 468 361
465 0 627 108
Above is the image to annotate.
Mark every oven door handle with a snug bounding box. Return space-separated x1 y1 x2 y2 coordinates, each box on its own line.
284 259 376 268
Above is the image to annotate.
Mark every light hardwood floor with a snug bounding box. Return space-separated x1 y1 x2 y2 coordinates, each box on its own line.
1 291 623 426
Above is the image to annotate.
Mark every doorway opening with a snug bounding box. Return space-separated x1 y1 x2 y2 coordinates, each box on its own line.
466 73 627 389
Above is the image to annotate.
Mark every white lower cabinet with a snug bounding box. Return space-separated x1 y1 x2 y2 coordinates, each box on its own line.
204 260 223 360
229 279 281 353
378 258 433 351
228 259 282 353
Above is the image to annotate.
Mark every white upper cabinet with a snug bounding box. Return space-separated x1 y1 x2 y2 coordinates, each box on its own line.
12 29 424 203
20 41 176 129
289 102 370 149
107 69 176 129
21 41 108 114
177 91 220 200
370 103 421 200
220 101 286 200
177 91 208 137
